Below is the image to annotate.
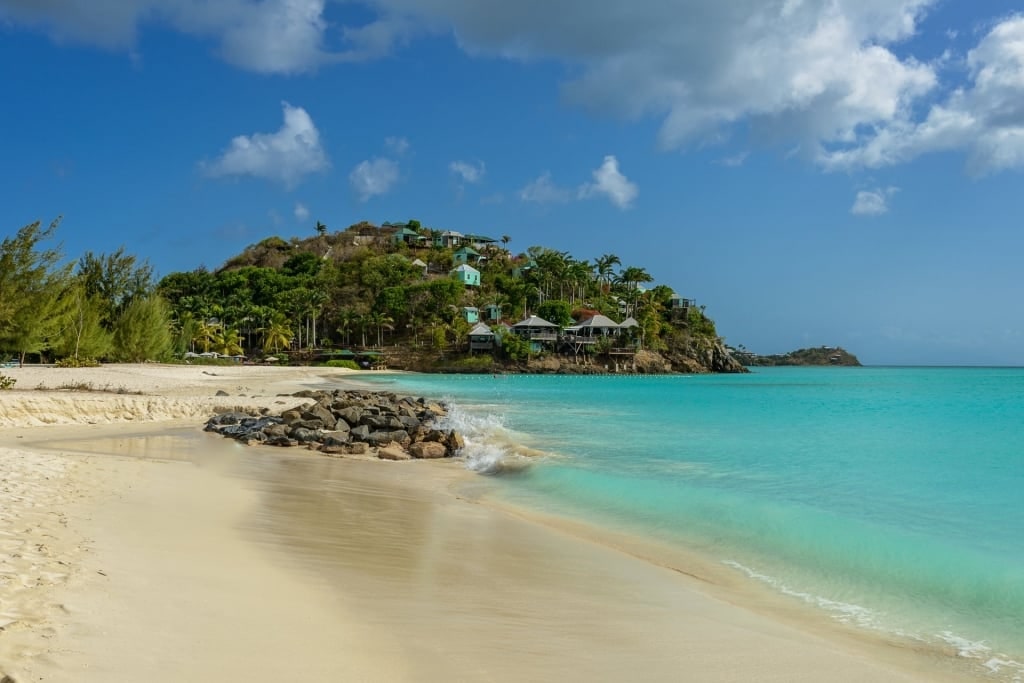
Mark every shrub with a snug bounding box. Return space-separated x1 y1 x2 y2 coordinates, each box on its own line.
0 374 16 390
325 359 361 370
55 357 101 368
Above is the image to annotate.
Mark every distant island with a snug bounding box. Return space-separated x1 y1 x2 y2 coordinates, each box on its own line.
728 346 862 367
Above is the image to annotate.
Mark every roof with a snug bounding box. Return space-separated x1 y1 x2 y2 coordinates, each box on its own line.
454 245 481 255
463 306 479 312
451 264 480 274
468 322 494 336
464 234 497 243
575 314 620 329
512 315 558 328
438 230 464 237
619 317 640 328
411 258 427 267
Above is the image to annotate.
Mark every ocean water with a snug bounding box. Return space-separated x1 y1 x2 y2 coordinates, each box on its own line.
357 367 1024 678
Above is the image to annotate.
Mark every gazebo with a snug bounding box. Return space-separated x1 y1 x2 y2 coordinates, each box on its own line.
511 315 559 350
468 322 495 352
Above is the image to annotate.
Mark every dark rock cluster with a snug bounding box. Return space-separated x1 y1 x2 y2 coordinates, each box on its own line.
204 389 464 460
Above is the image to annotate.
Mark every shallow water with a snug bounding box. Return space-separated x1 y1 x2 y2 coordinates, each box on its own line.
363 367 1024 680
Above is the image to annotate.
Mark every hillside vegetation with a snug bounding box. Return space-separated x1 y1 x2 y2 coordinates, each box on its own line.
0 218 746 374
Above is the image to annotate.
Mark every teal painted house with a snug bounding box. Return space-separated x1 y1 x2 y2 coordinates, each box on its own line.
462 306 480 323
450 264 481 287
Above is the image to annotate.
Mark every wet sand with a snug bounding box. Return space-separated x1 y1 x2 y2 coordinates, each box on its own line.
3 421 977 682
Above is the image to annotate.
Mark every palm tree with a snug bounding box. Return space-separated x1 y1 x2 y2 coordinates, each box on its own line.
616 266 654 316
501 235 511 249
261 313 293 353
315 221 327 237
595 253 621 288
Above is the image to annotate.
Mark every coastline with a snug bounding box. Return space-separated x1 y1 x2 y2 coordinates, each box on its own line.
0 364 978 681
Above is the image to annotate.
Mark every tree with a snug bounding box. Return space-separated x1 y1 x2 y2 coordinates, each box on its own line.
315 221 327 237
0 218 74 365
53 283 112 361
111 296 173 362
537 300 573 327
261 313 293 353
78 247 154 327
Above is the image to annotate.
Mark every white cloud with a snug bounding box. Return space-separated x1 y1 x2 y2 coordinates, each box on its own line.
851 187 898 216
385 136 410 155
820 15 1024 174
294 202 310 221
349 157 400 201
578 155 638 209
519 172 570 204
0 0 337 74
449 160 486 184
202 102 328 188
344 0 939 155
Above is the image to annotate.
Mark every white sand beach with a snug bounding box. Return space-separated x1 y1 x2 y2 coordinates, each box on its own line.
0 364 977 681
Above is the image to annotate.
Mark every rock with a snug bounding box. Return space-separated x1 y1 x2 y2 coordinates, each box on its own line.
319 445 347 456
215 389 230 396
409 441 447 459
281 409 303 423
321 432 351 447
378 446 411 461
265 435 297 447
364 429 410 447
350 424 371 441
289 427 319 443
446 430 465 453
303 402 337 429
334 406 363 428
345 442 370 455
293 418 325 431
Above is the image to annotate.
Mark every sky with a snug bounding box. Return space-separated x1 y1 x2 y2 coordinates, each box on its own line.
2 0 1024 365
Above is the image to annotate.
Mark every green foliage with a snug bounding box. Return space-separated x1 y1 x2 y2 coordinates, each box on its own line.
324 359 360 370
111 296 174 362
0 217 74 362
53 284 113 361
282 251 322 278
441 355 496 372
536 300 573 327
77 247 154 326
0 374 15 390
499 333 530 362
687 308 718 337
55 356 101 368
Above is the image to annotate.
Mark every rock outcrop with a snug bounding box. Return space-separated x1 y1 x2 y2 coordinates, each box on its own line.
203 389 463 461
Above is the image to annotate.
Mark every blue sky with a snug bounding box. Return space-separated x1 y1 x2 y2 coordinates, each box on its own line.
3 1 1024 365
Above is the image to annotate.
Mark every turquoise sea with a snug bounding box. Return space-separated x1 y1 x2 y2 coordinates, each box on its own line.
359 367 1024 678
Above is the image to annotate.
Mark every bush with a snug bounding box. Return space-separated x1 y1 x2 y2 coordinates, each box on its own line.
55 357 101 368
0 374 15 390
325 359 361 370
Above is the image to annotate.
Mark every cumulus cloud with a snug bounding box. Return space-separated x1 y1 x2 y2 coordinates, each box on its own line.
294 202 310 221
202 102 328 188
449 160 486 184
519 172 571 204
578 155 638 209
851 187 898 216
821 16 1024 175
349 157 400 201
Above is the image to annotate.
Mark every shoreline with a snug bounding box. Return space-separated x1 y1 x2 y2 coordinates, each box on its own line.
0 364 981 681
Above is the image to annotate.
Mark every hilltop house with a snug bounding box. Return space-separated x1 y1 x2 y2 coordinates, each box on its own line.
453 245 483 265
391 227 427 247
483 303 502 322
434 230 464 248
462 306 480 324
450 263 480 287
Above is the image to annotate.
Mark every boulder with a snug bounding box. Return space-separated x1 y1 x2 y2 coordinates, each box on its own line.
345 442 370 455
378 446 411 461
280 409 303 424
289 427 320 443
334 407 363 428
364 429 410 447
446 430 465 453
409 441 447 459
350 424 371 441
303 402 337 429
321 432 351 447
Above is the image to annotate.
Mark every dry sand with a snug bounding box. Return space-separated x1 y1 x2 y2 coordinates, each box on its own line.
0 364 980 681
